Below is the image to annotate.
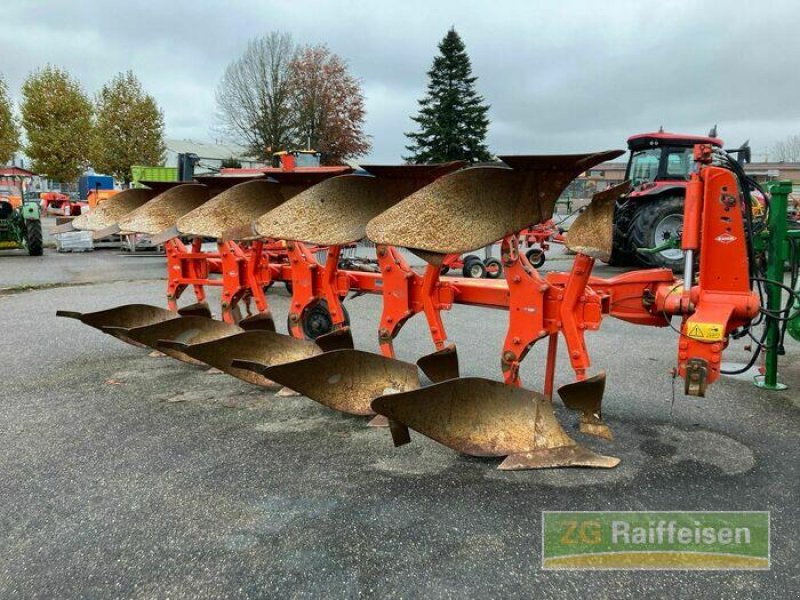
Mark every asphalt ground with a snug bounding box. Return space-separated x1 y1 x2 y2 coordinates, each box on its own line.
0 248 798 599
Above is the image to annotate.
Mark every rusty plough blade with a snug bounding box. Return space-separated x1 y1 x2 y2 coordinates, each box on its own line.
51 188 158 235
234 349 421 416
56 303 211 347
116 183 210 237
366 151 623 258
170 179 287 241
313 327 355 352
564 181 632 261
371 377 619 469
255 174 411 245
162 329 322 387
106 316 242 366
558 372 613 440
416 345 459 383
237 312 277 332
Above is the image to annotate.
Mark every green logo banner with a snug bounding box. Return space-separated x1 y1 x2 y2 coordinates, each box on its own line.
542 511 770 570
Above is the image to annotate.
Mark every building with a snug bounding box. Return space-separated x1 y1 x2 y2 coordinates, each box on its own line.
164 139 265 175
1 152 55 193
742 162 800 188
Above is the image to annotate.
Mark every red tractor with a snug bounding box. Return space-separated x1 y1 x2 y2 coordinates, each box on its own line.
609 129 750 271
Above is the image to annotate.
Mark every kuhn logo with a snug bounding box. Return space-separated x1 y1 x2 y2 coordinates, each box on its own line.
715 233 736 244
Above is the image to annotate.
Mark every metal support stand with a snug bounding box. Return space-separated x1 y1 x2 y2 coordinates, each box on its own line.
754 181 794 390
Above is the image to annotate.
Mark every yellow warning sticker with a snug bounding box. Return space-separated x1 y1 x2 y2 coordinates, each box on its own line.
686 322 725 341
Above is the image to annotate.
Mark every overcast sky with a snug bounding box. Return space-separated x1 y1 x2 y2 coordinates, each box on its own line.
3 0 799 162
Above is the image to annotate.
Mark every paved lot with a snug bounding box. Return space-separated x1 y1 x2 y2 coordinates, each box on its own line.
1 250 798 598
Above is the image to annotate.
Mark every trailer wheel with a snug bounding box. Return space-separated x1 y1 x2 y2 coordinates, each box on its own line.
484 257 503 279
463 256 486 278
525 248 545 268
25 220 43 256
628 195 685 272
290 299 351 340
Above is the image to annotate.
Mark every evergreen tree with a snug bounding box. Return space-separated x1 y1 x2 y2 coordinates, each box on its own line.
405 28 491 164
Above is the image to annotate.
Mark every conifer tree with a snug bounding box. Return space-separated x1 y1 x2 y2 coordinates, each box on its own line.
405 28 491 163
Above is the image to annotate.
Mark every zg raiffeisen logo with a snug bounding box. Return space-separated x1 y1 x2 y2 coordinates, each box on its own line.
541 511 770 570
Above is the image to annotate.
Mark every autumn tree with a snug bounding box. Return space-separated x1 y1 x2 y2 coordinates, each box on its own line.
20 65 93 182
0 74 20 164
288 44 371 164
771 134 800 162
215 32 298 160
405 28 491 163
91 71 165 183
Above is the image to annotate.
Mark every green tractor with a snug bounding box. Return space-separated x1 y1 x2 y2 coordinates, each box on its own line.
0 197 44 256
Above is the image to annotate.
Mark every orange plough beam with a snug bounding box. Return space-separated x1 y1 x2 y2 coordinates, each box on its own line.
165 231 689 390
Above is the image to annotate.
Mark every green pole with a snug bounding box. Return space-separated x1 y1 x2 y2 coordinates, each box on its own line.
754 180 792 390
788 228 800 343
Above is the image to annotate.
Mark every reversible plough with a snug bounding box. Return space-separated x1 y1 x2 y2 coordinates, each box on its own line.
57 145 762 470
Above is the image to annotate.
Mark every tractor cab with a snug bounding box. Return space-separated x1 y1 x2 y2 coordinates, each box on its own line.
625 132 723 188
609 130 725 272
272 150 322 170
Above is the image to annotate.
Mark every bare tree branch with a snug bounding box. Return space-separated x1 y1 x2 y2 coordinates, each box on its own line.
771 134 800 162
215 32 297 160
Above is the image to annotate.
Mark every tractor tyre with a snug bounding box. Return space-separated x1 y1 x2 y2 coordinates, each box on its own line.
484 257 503 279
607 222 636 266
525 248 546 269
627 195 685 272
284 280 293 295
26 219 44 256
462 256 486 278
607 245 636 266
290 299 351 340
440 265 450 275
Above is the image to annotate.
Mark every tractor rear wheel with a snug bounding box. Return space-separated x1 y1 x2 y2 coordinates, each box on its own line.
608 218 636 266
25 219 43 256
628 195 685 272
